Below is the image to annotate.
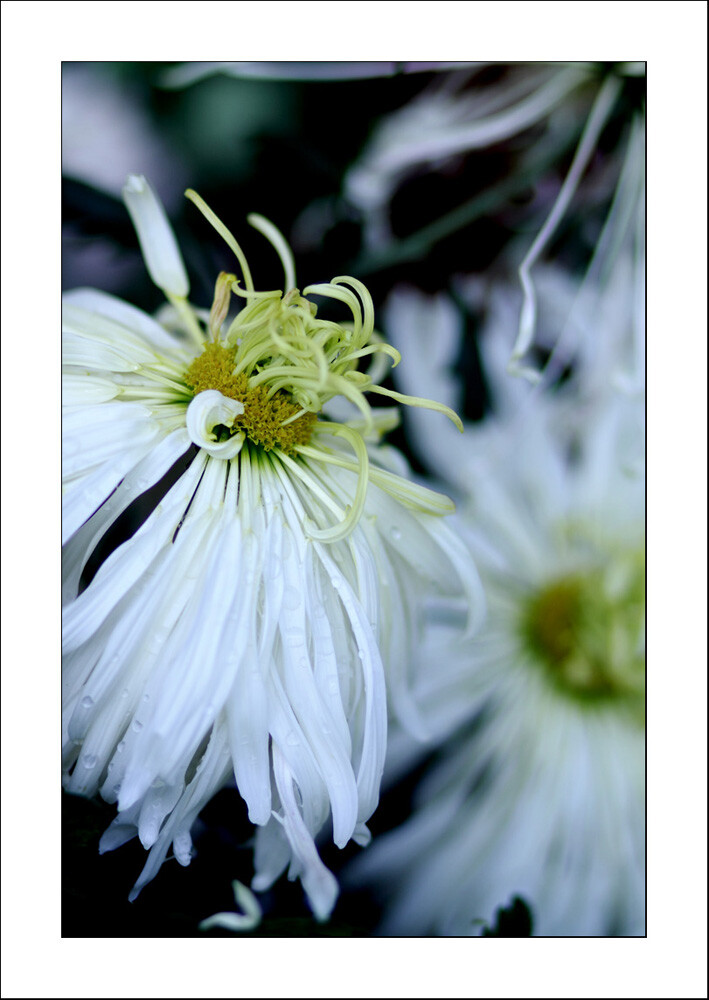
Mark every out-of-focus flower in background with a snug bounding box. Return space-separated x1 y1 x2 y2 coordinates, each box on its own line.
345 102 645 934
347 365 645 934
62 176 480 921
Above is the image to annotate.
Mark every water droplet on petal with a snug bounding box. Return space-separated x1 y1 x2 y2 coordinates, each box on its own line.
82 754 97 770
131 719 143 733
80 696 94 710
390 527 402 541
117 740 126 753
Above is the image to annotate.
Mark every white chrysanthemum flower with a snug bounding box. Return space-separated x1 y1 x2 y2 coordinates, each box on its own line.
62 176 481 920
348 383 645 936
349 185 645 932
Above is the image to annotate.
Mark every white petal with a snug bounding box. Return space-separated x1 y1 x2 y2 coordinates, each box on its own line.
63 287 189 355
122 174 189 298
62 428 192 602
126 724 233 901
272 746 339 922
186 390 245 458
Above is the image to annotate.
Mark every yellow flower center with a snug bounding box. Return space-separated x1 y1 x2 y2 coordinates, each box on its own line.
520 549 645 709
185 342 317 454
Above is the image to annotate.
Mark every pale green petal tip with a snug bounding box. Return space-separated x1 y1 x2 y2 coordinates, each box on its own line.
247 213 296 291
199 880 262 933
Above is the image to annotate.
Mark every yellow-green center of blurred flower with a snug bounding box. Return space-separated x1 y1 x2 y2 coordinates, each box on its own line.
521 549 645 708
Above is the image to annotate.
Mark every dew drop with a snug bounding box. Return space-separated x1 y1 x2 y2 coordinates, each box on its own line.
117 740 126 753
390 527 402 541
131 719 144 733
143 693 150 702
80 696 94 710
107 762 114 772
82 754 97 770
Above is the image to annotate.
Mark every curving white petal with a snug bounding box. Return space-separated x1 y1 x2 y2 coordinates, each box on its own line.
122 174 189 298
185 390 245 458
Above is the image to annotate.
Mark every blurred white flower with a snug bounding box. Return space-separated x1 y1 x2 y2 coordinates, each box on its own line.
348 380 645 935
62 176 481 920
350 141 646 931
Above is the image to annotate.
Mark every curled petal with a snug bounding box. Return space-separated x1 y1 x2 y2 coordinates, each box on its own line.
199 880 262 933
186 389 245 458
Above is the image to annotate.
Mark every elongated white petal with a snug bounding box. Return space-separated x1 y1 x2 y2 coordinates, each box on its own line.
123 174 189 298
272 746 339 922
